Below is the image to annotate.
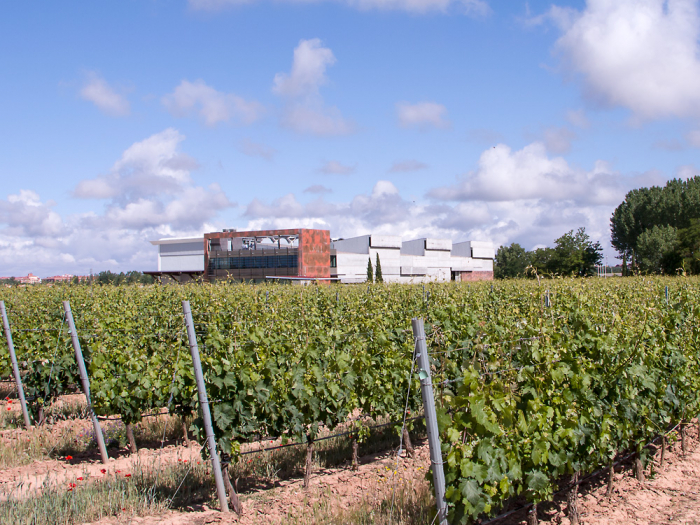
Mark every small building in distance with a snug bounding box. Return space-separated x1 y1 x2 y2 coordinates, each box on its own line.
331 235 493 283
147 228 494 283
17 273 42 284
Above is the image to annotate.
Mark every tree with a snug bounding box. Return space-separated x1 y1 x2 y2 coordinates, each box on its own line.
375 254 383 283
494 243 530 279
366 258 373 283
636 225 678 274
548 228 602 276
610 176 700 272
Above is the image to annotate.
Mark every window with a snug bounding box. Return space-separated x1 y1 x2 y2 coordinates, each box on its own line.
330 255 337 268
209 255 298 270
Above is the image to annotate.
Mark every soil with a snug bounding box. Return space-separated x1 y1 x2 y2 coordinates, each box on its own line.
5 389 700 524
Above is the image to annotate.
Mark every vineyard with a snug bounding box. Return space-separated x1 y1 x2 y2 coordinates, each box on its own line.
1 277 699 524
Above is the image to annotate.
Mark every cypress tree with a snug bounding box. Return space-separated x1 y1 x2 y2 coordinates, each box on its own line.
366 257 373 283
375 253 383 283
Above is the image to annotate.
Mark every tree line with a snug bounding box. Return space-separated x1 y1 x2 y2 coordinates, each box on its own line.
496 175 700 278
0 271 154 286
494 228 603 279
610 176 700 275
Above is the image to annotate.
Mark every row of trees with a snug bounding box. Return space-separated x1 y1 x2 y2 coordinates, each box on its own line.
611 176 700 274
1 271 154 286
495 228 603 279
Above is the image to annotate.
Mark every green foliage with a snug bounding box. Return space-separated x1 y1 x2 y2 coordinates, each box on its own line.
2 278 700 525
636 225 678 273
494 243 530 279
502 228 602 278
95 271 154 285
366 258 374 283
375 254 383 283
610 176 700 273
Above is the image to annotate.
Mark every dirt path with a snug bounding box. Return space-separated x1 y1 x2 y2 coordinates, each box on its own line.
89 424 700 525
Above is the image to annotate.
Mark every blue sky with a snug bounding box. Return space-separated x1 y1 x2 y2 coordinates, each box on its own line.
1 0 699 276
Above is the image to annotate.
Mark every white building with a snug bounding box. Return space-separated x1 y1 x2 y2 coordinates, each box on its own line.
331 235 494 284
147 232 495 284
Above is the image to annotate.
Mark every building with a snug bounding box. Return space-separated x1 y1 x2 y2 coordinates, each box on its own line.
148 237 205 283
147 228 494 283
331 235 493 283
17 273 42 284
43 274 75 284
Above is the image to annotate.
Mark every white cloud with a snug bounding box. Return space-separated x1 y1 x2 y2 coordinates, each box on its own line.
162 79 264 126
79 72 130 117
273 39 355 136
237 138 276 160
318 160 356 175
74 128 197 200
389 160 428 173
427 142 651 205
273 39 336 98
0 129 234 276
189 0 490 14
550 0 700 120
396 101 449 129
238 139 675 257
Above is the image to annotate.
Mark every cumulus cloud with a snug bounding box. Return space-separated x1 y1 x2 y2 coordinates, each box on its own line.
189 0 490 14
0 129 234 276
237 138 276 160
80 72 130 117
389 160 428 173
318 160 356 175
273 39 336 98
427 142 651 206
240 139 676 255
162 79 264 126
396 101 449 129
273 39 355 136
549 0 700 120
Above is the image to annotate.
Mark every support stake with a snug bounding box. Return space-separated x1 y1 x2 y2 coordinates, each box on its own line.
0 301 32 429
412 318 448 525
182 300 229 513
63 301 109 464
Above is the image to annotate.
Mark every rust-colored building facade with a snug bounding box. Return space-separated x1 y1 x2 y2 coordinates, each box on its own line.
204 228 330 282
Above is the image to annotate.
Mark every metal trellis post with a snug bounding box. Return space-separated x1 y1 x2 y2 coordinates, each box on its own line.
0 301 32 428
182 300 229 513
63 301 109 464
412 318 449 525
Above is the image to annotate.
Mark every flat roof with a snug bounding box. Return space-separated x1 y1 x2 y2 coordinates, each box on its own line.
150 237 204 246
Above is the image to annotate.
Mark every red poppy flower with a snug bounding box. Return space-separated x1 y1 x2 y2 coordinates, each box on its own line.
77 477 83 481
115 470 121 473
65 456 73 461
100 469 106 474
125 473 131 478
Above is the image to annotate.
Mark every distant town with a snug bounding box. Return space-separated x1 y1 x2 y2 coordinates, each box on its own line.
0 271 154 286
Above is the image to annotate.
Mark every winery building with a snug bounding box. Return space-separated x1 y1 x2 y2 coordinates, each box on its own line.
147 228 494 284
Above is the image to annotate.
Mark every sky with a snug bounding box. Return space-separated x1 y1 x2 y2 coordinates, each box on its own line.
1 0 699 276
